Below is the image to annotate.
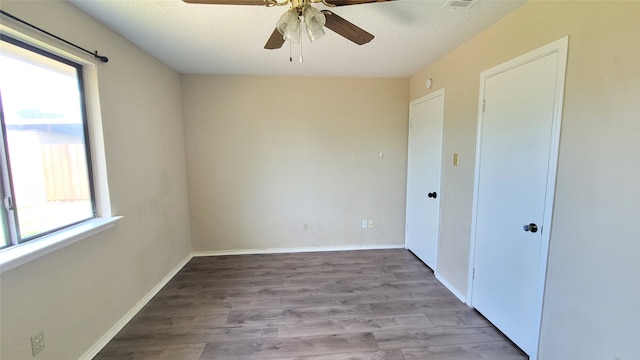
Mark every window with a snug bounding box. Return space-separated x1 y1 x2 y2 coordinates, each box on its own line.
0 35 96 250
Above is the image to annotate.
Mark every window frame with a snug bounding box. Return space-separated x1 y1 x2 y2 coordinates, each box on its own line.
1 34 99 245
0 24 121 273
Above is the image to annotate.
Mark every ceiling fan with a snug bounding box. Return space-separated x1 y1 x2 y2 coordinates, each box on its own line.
182 0 395 50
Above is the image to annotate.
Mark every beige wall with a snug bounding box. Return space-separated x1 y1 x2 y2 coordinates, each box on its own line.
410 1 640 359
182 75 409 252
1 1 638 359
0 1 192 359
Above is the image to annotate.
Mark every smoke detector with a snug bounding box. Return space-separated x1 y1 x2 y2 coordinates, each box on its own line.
443 0 480 9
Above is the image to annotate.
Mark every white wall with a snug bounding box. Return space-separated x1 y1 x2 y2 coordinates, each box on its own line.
0 1 192 359
410 1 640 359
182 75 409 252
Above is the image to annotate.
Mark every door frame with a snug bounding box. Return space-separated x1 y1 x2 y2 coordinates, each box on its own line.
405 88 445 271
467 37 569 359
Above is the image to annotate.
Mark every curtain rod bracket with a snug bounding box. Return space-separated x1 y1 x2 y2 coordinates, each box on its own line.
94 51 109 63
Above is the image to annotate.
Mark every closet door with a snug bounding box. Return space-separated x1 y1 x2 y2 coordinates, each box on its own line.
405 89 444 270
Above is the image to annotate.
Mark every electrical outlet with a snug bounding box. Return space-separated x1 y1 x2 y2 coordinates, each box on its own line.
362 220 368 229
368 220 374 229
31 330 45 356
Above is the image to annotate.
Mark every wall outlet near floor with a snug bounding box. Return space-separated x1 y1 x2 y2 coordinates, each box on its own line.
368 220 374 229
31 330 45 356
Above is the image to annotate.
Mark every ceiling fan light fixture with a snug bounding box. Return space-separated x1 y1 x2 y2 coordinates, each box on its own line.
276 8 301 43
303 6 326 42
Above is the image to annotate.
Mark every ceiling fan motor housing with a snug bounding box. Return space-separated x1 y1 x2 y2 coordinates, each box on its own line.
291 0 307 8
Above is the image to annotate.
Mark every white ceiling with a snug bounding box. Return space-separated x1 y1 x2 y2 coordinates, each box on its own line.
70 0 527 78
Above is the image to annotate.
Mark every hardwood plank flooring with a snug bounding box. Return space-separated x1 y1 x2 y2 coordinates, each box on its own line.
94 249 527 360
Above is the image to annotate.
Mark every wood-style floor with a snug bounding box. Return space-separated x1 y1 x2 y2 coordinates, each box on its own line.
94 249 527 360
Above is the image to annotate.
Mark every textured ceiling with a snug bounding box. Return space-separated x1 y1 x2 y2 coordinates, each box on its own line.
70 0 527 78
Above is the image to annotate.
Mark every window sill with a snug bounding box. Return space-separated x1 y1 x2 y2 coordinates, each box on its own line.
0 216 122 274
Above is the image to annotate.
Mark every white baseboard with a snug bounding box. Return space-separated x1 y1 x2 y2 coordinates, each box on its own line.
193 244 405 257
435 271 470 306
79 253 192 360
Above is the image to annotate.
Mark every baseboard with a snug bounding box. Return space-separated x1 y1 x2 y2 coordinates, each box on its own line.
435 271 470 305
193 244 405 257
79 253 193 360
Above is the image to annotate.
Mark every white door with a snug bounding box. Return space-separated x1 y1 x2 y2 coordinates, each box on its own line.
469 38 568 358
405 89 444 270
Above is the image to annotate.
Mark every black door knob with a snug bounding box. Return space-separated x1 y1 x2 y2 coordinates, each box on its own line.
428 192 437 199
523 223 538 233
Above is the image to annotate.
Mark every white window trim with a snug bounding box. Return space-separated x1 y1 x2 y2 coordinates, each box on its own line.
0 216 122 273
0 23 122 273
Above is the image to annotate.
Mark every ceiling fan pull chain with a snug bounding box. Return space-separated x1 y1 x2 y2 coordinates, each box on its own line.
300 29 304 63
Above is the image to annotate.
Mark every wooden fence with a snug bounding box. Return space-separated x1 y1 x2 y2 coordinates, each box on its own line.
40 144 90 201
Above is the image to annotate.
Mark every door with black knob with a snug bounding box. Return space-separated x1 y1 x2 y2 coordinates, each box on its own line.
405 89 444 270
469 38 567 358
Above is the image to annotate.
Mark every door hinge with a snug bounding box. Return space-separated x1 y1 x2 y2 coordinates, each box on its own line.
482 99 486 112
3 196 14 211
472 267 476 279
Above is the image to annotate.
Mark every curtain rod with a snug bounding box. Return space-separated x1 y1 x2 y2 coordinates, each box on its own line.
0 9 109 63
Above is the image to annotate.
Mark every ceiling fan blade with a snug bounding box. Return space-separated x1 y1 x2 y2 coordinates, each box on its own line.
321 10 374 45
264 28 285 50
182 0 268 5
324 0 395 6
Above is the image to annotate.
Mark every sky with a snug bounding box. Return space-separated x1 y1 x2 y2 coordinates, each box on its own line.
0 40 83 125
